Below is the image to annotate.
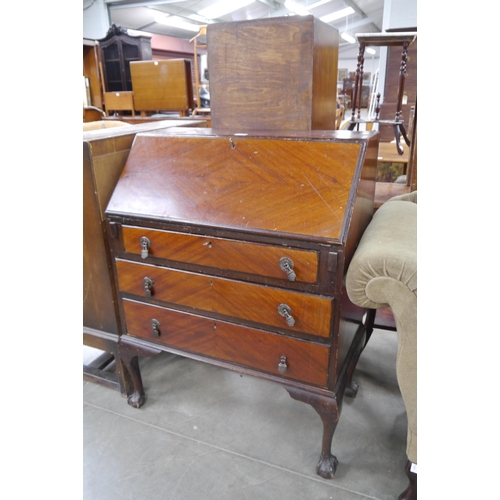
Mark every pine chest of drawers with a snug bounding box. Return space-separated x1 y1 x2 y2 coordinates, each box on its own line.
105 127 378 478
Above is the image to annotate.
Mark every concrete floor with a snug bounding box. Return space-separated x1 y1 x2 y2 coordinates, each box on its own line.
83 328 408 500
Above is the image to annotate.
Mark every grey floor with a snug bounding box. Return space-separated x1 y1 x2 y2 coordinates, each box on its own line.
83 328 408 500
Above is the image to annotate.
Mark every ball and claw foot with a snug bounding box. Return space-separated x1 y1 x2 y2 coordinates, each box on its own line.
127 391 145 409
316 453 339 479
344 380 359 398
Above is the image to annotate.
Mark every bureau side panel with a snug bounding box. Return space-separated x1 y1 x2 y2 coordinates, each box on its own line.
83 142 122 334
343 133 378 269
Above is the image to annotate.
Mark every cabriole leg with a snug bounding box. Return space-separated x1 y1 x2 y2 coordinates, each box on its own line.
118 342 146 409
285 386 340 479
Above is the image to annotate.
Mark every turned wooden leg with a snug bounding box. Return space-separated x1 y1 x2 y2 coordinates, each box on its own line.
285 386 340 479
118 343 146 408
398 460 417 500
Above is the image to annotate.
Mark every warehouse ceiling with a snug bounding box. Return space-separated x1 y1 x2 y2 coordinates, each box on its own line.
102 0 390 58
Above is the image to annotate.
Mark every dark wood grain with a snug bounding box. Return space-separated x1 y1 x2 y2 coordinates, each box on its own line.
122 226 319 283
116 260 332 337
123 300 330 387
107 130 365 242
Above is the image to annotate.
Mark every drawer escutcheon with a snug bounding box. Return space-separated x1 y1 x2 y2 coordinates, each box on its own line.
140 236 151 259
150 318 161 338
278 355 288 374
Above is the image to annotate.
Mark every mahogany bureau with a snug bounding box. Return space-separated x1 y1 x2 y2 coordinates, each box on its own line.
105 127 378 478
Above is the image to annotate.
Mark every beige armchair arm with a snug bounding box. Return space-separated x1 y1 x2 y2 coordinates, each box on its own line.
346 194 417 468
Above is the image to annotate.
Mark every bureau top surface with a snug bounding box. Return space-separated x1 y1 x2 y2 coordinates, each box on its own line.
106 128 376 243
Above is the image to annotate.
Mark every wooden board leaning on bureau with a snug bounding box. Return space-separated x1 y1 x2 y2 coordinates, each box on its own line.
105 127 379 479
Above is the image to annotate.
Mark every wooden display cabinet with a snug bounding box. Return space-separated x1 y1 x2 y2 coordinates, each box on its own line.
98 24 152 93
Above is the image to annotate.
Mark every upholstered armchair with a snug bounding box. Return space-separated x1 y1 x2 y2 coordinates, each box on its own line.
346 191 417 500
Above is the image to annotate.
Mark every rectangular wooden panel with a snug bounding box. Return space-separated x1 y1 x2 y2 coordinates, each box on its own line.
130 59 194 112
123 300 330 387
107 130 363 242
207 15 338 131
122 226 319 283
116 260 332 337
104 91 135 113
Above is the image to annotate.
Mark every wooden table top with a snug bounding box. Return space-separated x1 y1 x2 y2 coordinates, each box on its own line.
377 142 410 163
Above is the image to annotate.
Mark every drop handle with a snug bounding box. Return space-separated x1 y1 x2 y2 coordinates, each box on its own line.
277 304 295 327
143 277 154 298
140 236 151 259
278 356 288 374
279 257 296 281
150 319 161 338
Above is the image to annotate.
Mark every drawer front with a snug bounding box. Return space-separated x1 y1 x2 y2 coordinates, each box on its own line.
122 226 319 283
123 300 330 387
116 259 332 338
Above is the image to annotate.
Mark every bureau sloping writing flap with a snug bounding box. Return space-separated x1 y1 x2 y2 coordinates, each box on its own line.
106 128 378 243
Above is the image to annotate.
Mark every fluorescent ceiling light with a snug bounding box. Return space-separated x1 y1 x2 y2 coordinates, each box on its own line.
308 0 332 9
341 32 356 43
155 14 200 32
198 0 255 19
285 1 311 16
366 48 376 55
320 7 355 23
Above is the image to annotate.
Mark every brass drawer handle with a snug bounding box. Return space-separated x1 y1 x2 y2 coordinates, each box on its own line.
140 236 151 259
150 318 161 338
278 304 295 327
143 277 154 298
278 356 288 374
279 257 296 281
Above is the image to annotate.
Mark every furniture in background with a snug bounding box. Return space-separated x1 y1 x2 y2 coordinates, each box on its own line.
130 59 194 116
190 26 210 114
83 119 207 392
349 32 417 155
346 192 417 500
103 91 136 116
97 24 152 93
105 128 378 478
83 106 105 123
84 39 103 109
374 101 417 208
207 15 339 131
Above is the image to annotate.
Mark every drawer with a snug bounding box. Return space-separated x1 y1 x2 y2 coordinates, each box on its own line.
122 226 319 284
123 299 330 387
116 259 332 338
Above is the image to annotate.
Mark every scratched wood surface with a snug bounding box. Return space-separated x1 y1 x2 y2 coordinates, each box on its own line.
106 129 364 242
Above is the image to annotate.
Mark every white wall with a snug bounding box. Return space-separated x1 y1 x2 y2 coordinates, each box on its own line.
83 0 109 40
